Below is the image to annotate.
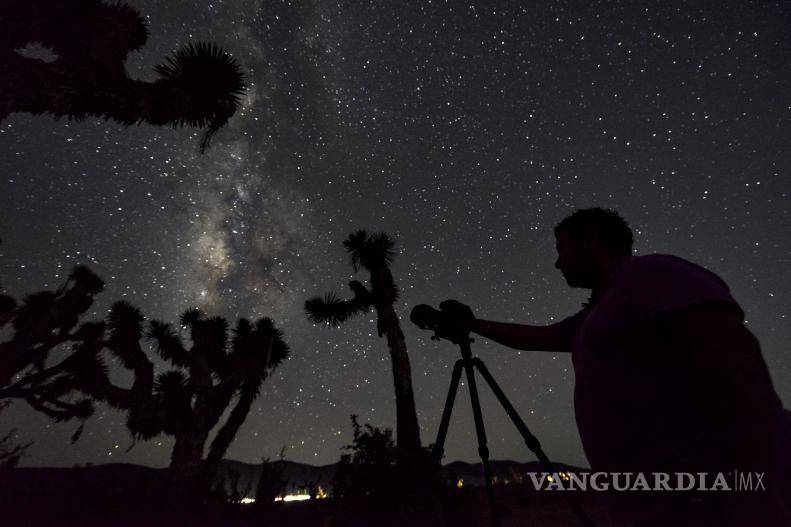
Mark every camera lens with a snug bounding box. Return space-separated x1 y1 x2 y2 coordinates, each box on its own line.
410 304 439 330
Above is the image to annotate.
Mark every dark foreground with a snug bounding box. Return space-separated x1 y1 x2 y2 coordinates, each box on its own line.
0 465 611 527
0 486 610 527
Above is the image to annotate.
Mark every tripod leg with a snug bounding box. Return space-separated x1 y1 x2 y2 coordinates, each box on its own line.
423 360 465 527
471 358 547 461
462 357 499 527
432 359 464 464
472 357 596 527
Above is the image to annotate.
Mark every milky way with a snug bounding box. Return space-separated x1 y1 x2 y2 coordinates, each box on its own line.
1 0 790 469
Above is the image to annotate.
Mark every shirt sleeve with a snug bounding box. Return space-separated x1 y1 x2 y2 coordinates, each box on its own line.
549 308 589 352
627 255 744 321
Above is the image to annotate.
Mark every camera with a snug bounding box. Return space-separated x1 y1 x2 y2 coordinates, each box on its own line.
409 304 442 331
410 303 470 343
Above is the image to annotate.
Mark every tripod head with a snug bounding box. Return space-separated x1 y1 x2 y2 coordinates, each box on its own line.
410 303 473 345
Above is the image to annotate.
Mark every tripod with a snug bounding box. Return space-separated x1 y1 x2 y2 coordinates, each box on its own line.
429 332 595 527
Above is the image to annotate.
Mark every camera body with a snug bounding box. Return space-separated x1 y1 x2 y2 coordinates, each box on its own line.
410 303 472 344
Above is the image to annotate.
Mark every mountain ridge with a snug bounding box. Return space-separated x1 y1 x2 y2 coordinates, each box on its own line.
6 458 591 499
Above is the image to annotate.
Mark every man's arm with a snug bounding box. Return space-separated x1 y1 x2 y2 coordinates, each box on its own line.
471 318 572 352
437 299 580 353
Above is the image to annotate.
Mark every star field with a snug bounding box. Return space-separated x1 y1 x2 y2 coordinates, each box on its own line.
1 0 790 469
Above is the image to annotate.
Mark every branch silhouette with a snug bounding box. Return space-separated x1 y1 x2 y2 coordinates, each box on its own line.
1 0 246 152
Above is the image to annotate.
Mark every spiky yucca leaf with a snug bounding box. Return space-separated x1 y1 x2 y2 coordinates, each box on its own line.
305 292 370 326
344 230 369 272
147 320 189 366
343 230 397 272
205 316 230 339
368 233 396 270
154 43 246 108
107 301 144 339
106 301 146 368
254 317 290 368
269 330 290 368
231 318 253 355
154 42 246 152
179 308 202 328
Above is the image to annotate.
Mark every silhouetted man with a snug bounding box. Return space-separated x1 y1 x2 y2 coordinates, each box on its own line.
441 208 790 526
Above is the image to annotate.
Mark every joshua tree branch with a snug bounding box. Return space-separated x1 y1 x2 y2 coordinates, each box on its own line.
305 282 373 326
23 393 92 421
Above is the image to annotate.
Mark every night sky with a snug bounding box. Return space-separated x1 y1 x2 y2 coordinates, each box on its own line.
2 0 790 469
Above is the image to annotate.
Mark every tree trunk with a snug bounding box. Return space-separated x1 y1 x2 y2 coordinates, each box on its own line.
169 386 240 493
169 430 210 495
378 303 422 463
170 430 208 474
203 381 258 482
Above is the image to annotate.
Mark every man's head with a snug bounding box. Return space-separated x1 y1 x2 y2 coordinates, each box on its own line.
554 208 633 289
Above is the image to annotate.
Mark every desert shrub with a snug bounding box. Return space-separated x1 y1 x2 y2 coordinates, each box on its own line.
332 415 399 502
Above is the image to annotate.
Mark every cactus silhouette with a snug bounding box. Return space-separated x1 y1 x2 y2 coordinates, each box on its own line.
0 265 288 490
305 230 422 465
1 0 246 152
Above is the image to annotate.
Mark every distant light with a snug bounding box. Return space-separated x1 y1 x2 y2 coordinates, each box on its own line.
456 479 464 488
275 494 311 502
239 497 255 505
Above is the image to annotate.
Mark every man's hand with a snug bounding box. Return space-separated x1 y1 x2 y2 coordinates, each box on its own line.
439 299 475 324
436 299 475 341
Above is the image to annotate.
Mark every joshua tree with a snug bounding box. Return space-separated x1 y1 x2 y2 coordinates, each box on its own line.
305 231 422 465
1 0 246 152
0 265 105 425
86 304 290 487
0 265 289 489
